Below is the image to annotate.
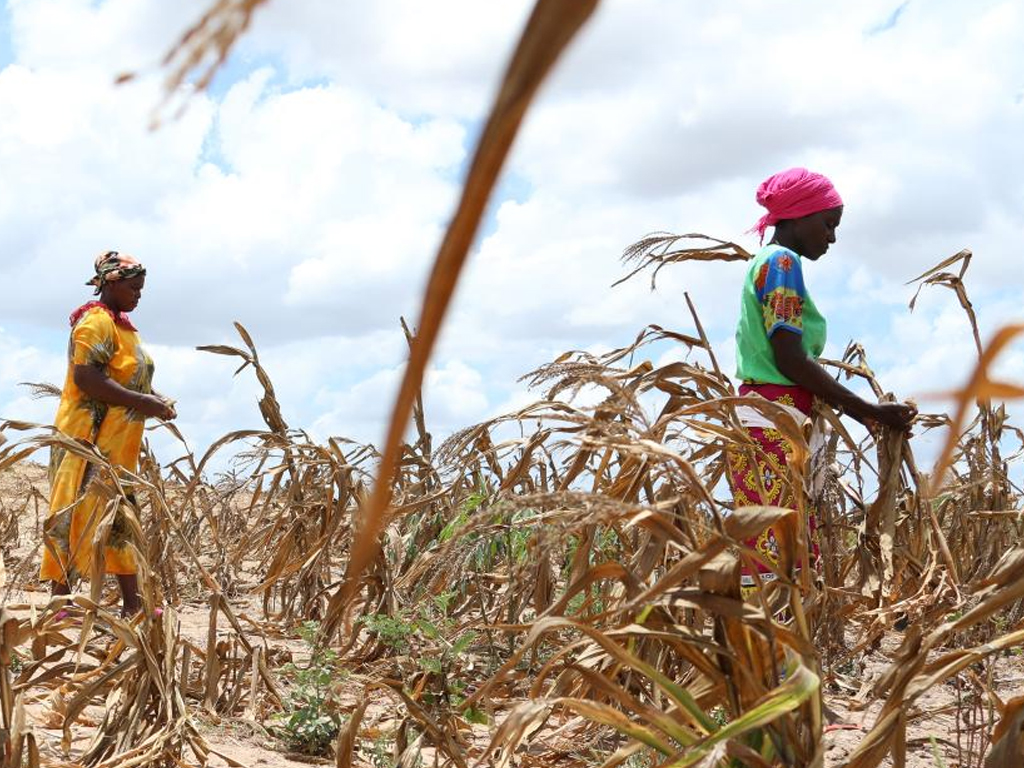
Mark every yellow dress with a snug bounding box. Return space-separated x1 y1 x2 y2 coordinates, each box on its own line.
40 305 154 582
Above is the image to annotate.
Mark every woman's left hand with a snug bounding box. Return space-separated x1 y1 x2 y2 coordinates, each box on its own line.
870 401 917 431
149 391 177 420
160 397 178 421
861 401 917 437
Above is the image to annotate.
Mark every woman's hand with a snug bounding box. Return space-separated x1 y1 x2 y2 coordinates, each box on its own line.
134 394 177 421
865 401 917 432
151 392 178 421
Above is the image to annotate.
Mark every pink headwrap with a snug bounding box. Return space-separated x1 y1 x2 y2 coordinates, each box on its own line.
748 167 843 243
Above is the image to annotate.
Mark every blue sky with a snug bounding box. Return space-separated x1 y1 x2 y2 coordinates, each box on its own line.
0 0 1022 478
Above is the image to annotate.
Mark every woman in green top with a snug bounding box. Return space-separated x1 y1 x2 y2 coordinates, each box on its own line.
728 167 915 592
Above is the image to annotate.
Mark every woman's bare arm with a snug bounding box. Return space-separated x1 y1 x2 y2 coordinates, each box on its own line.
73 365 175 420
769 330 914 429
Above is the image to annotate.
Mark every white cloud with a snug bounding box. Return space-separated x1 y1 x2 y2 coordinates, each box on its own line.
238 0 534 118
0 0 1021 478
0 328 66 428
7 0 207 73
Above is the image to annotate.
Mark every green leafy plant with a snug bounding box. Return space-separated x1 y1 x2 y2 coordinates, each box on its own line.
272 620 345 755
435 484 538 573
929 736 947 768
361 612 418 653
623 748 655 768
368 733 394 768
362 593 487 723
439 487 487 543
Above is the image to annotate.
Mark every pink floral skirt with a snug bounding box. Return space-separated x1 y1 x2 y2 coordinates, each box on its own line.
727 383 819 593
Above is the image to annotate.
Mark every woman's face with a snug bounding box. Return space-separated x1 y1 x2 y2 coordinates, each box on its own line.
102 274 146 313
791 206 843 260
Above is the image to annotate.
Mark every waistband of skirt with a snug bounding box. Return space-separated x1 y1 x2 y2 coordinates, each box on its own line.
738 382 813 416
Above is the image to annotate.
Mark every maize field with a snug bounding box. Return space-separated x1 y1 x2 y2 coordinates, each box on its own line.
2 1 1023 766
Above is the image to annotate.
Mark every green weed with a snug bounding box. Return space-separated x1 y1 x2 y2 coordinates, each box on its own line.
272 620 345 755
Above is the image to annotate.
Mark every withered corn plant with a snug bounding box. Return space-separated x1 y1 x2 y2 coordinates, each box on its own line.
2 246 1022 767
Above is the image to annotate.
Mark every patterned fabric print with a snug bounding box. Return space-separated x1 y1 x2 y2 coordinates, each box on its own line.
125 345 155 423
755 250 806 337
40 306 155 583
727 383 819 596
86 251 146 294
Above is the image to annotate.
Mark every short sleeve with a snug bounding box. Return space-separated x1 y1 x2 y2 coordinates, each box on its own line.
753 250 807 337
71 309 116 368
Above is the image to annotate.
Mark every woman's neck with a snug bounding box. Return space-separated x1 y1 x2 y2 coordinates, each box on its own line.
768 235 799 253
98 295 122 314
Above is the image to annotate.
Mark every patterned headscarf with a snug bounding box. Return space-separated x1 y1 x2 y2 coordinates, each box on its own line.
748 168 843 244
86 251 146 295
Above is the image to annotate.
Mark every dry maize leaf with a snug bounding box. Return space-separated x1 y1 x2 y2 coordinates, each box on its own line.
724 505 798 543
336 690 369 768
330 0 601 635
844 709 905 768
562 663 702 747
37 687 68 729
597 742 648 768
480 700 551 768
543 561 641 617
385 683 468 768
615 233 752 290
932 323 1024 490
908 628 1024 699
555 697 675 754
987 695 1024 768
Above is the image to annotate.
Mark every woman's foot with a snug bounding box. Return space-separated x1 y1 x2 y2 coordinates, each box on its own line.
50 580 72 597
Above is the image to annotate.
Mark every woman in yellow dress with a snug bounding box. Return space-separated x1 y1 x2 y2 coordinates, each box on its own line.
40 252 176 617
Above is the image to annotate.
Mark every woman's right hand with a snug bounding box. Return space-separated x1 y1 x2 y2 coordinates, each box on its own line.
135 394 177 421
867 401 917 431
